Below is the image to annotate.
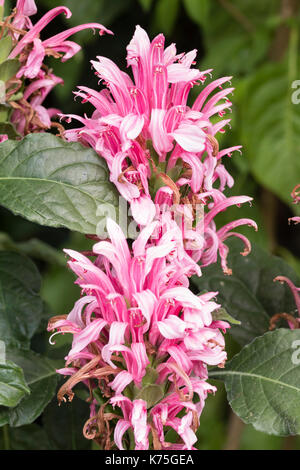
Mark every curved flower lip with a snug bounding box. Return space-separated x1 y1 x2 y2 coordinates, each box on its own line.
274 276 300 317
42 24 113 48
204 195 253 227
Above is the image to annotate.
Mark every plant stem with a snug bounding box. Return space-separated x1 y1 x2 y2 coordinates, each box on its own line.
223 411 244 450
3 424 10 450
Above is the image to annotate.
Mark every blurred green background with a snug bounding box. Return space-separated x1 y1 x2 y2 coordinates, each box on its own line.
1 0 300 450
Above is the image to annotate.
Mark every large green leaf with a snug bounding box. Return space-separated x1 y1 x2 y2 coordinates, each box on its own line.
6 348 58 427
0 406 9 426
43 397 91 450
0 252 43 348
0 133 118 234
192 239 300 345
240 62 300 205
210 329 300 436
200 0 277 76
0 361 30 408
1 423 52 450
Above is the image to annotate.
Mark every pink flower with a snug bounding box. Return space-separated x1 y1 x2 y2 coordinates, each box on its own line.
11 73 63 133
3 1 112 136
48 219 229 449
61 25 255 270
9 6 113 80
10 1 37 36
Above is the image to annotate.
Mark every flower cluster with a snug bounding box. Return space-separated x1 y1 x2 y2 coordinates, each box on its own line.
61 25 257 273
49 218 228 450
46 26 258 450
0 0 112 137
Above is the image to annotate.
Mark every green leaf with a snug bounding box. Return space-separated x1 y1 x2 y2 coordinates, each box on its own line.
240 62 300 204
0 36 13 64
0 59 19 82
198 0 277 77
136 384 164 409
142 366 159 386
0 133 119 234
210 329 300 436
5 423 52 450
192 238 300 345
6 348 58 427
0 361 30 408
0 138 17 158
0 105 9 122
43 397 91 450
153 0 180 36
183 0 210 27
212 307 241 325
138 0 153 11
0 406 9 426
0 252 43 348
0 122 20 139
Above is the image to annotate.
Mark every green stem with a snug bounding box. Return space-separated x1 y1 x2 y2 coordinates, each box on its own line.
288 22 298 84
3 424 10 450
128 428 135 450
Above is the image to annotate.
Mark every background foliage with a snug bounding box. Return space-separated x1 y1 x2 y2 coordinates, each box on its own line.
1 0 300 450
